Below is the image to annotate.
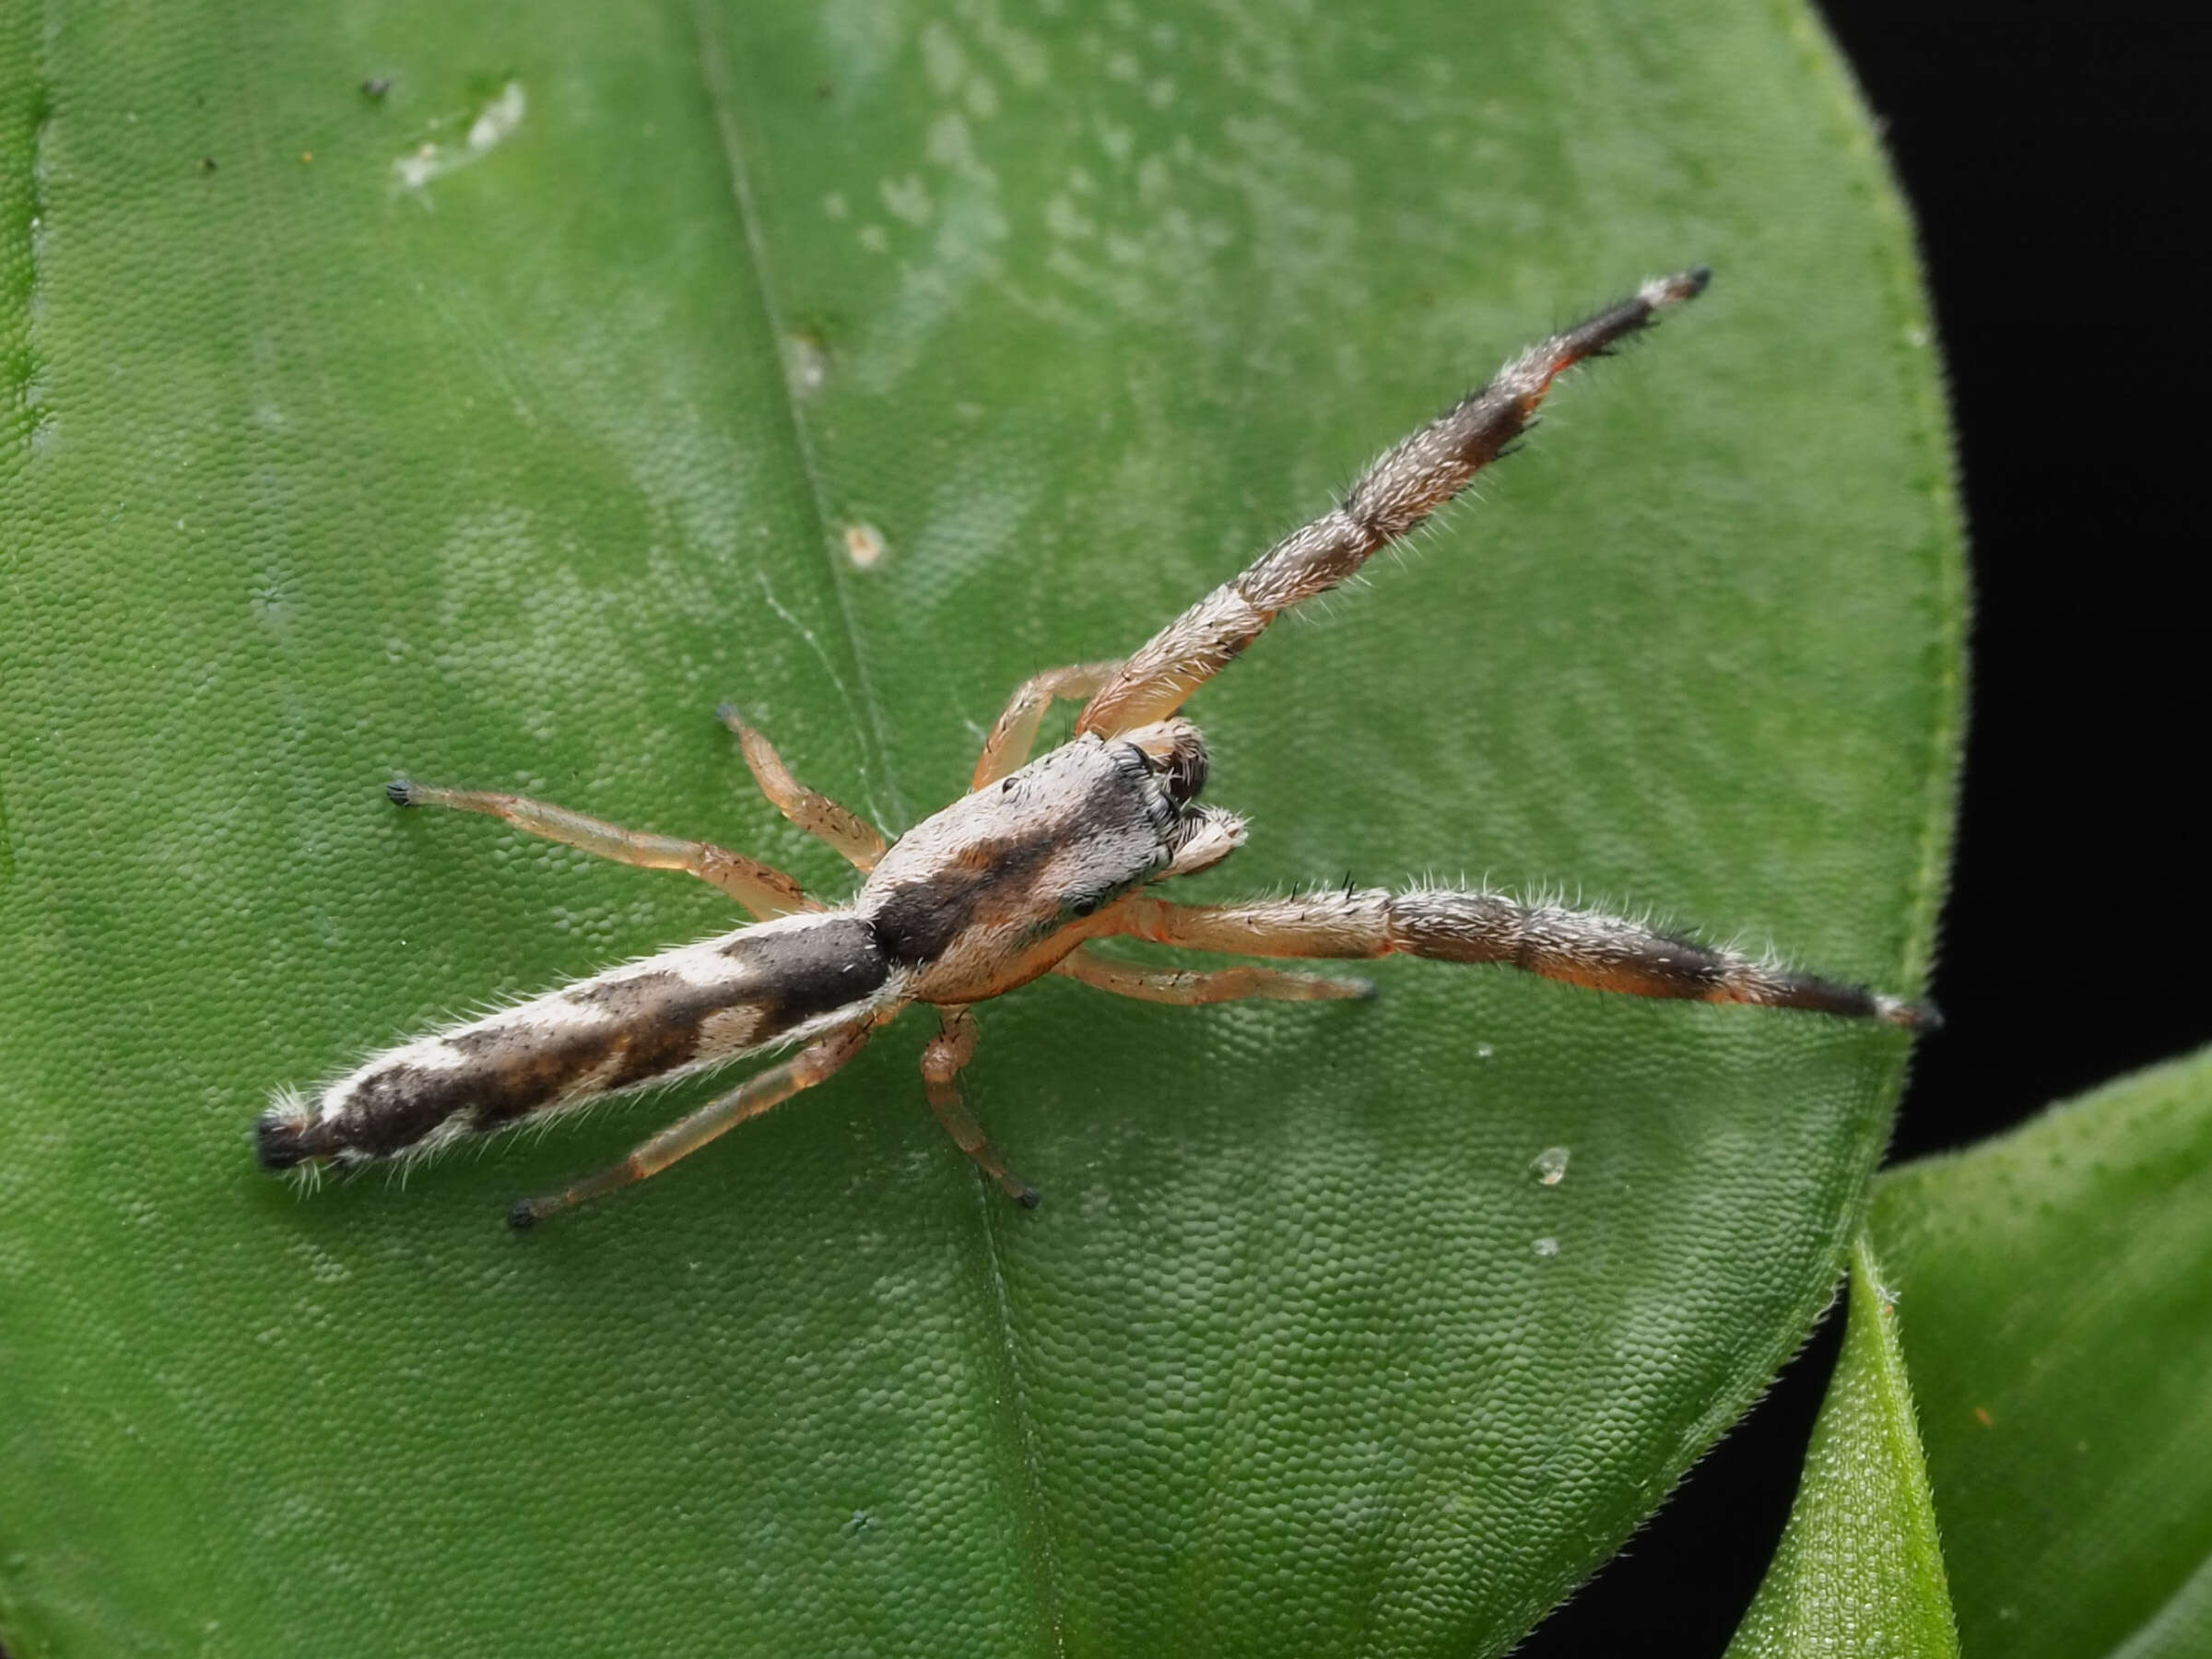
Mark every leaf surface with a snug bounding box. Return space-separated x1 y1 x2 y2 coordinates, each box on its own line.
1725 1233 1959 1658
1870 1048 2212 1659
0 2 1958 1653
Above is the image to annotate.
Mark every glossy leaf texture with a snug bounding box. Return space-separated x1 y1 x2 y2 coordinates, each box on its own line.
1724 1234 1958 1658
0 2 1959 1654
1870 1047 2212 1658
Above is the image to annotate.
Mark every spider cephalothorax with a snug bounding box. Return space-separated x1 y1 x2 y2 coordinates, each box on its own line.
860 717 1240 996
259 266 1934 1226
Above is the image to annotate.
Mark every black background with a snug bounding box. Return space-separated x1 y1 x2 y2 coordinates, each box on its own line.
1525 1 2207 1650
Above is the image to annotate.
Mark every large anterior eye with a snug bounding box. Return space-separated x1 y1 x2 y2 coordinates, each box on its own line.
1065 883 1123 919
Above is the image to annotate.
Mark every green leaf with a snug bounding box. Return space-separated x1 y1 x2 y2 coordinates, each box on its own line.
1870 1048 2212 1658
1724 1233 1959 1658
0 2 1959 1653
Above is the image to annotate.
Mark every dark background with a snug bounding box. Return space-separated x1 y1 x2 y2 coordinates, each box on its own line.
1528 1 2208 1650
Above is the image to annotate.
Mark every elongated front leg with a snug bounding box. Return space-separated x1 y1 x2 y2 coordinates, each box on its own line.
510 1018 877 1227
1054 942 1373 1005
1077 270 1711 737
971 660 1124 789
1106 887 1935 1029
716 706 888 873
388 781 818 919
919 1006 1038 1206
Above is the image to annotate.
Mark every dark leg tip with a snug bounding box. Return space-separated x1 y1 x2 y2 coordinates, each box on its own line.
386 778 418 806
1351 977 1381 1002
1686 264 1713 294
507 1200 539 1230
1015 1186 1041 1210
1912 998 1945 1034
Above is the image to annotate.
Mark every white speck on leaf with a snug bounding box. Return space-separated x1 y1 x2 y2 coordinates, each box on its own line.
842 522 888 570
879 173 934 226
394 80 525 195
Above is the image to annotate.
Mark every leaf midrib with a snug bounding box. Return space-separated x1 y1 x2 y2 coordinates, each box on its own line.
686 12 1067 1651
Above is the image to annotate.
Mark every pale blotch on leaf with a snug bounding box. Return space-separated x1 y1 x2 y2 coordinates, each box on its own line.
785 333 830 398
394 80 526 194
843 522 888 569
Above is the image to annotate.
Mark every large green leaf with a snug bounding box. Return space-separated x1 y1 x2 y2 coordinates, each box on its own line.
0 2 1958 1653
1870 1048 2212 1658
1724 1233 1958 1658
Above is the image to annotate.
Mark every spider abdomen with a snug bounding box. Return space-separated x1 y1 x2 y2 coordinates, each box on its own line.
257 912 896 1170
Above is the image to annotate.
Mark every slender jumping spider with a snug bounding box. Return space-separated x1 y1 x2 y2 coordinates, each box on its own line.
258 267 1933 1227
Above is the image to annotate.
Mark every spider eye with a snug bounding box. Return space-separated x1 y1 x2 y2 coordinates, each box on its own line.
1064 882 1128 920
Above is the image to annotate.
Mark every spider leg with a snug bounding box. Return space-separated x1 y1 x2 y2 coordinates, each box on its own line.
1053 941 1373 1005
509 1019 877 1228
1102 887 1936 1029
971 660 1124 789
919 1006 1038 1206
1077 269 1712 738
387 780 818 919
716 706 888 872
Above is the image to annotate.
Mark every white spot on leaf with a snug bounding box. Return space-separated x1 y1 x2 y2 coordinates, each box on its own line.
394 80 525 194
842 522 888 569
879 173 935 226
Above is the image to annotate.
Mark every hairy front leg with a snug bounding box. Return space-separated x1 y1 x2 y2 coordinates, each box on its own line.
919 1006 1038 1206
971 661 1124 789
1106 888 1935 1029
716 706 888 873
387 780 818 919
1054 942 1373 1005
510 1019 878 1228
1077 271 1711 738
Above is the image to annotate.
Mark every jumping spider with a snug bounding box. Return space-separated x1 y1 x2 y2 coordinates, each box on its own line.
258 267 1933 1227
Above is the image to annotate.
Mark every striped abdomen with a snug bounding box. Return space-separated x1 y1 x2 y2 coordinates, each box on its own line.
258 912 894 1169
